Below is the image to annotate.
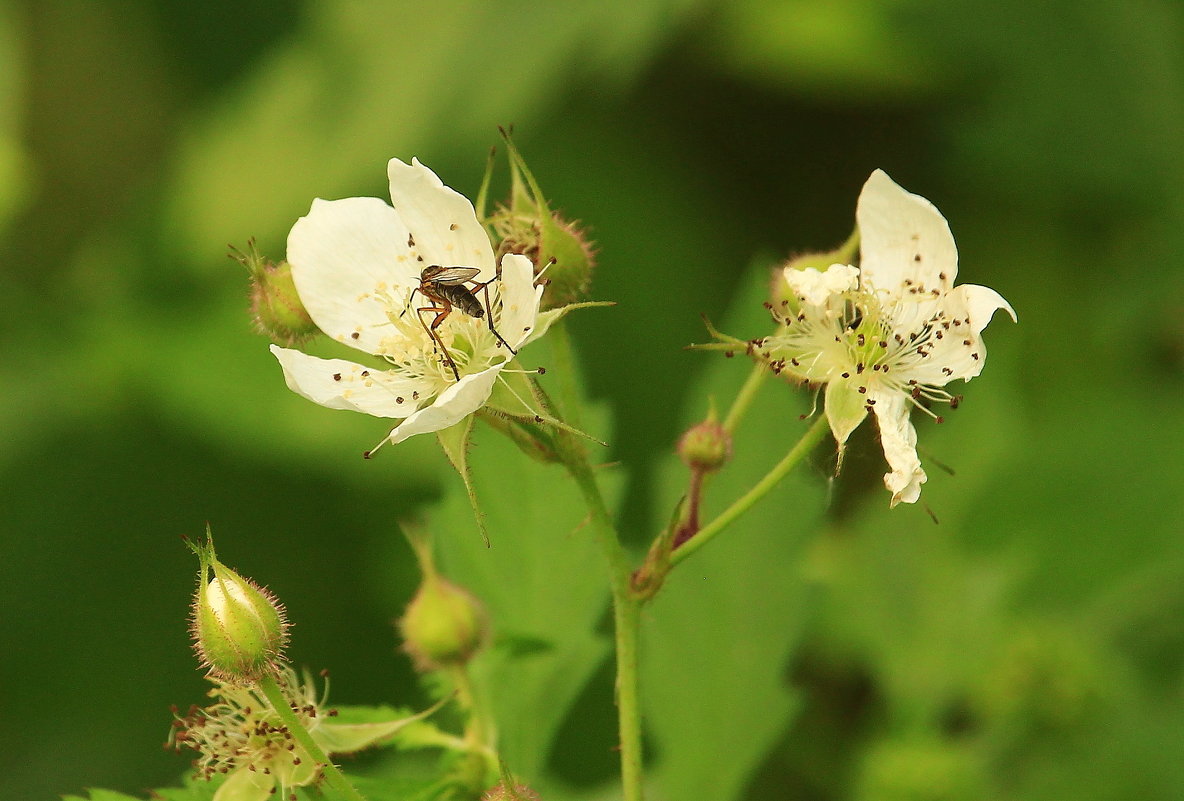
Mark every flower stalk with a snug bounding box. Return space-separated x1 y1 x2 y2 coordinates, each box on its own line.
256 673 369 801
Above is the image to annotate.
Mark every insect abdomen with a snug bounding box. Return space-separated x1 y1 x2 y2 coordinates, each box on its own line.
437 283 485 318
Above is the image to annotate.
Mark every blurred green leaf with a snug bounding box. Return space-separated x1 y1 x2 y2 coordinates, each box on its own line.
430 392 616 787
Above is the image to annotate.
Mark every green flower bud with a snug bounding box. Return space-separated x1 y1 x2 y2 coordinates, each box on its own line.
487 132 595 310
677 415 731 473
399 573 489 671
188 532 289 681
233 239 318 346
482 783 542 801
855 738 986 801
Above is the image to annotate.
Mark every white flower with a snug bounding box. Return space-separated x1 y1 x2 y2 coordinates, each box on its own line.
270 158 543 452
755 170 1016 506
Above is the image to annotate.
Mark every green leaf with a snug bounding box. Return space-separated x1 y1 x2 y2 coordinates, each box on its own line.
430 405 616 787
61 791 145 801
436 416 488 547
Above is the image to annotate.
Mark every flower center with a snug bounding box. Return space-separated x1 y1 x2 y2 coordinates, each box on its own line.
754 280 973 416
365 280 511 393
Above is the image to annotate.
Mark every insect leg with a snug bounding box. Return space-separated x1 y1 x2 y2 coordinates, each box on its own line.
476 278 518 355
415 302 461 381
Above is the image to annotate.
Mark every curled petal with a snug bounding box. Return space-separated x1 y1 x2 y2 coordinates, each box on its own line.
857 169 958 296
386 366 503 445
870 390 927 507
288 197 418 355
271 345 422 418
959 283 1017 332
388 158 496 279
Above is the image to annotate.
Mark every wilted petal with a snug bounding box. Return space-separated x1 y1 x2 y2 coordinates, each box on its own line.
288 196 418 355
857 170 958 297
784 263 859 307
271 345 422 418
870 390 927 507
388 158 496 279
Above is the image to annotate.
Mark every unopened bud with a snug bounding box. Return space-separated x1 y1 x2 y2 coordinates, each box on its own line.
488 132 595 310
188 531 288 681
234 240 317 346
482 783 542 801
677 418 731 473
399 574 488 671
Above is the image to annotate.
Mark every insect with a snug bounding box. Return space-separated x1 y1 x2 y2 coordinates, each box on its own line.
407 265 517 381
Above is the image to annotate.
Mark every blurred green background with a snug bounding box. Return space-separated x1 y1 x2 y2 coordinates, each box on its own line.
2 0 1183 799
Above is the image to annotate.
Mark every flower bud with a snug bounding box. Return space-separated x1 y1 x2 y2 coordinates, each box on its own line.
488 132 595 310
855 738 985 801
677 417 732 473
233 239 318 346
482 783 542 801
399 573 489 671
188 533 289 681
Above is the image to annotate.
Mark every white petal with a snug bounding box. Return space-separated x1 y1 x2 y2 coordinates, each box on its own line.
288 196 418 354
857 170 958 297
784 263 860 307
271 345 423 418
869 389 927 507
385 364 503 445
912 283 1015 384
494 253 544 349
388 158 495 279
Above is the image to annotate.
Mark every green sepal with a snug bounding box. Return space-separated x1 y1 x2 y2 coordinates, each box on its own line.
61 791 143 801
314 696 451 754
435 416 488 547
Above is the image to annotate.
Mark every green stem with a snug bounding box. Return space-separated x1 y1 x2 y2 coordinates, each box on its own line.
545 319 643 801
722 362 769 434
566 456 645 801
671 415 830 568
258 672 368 801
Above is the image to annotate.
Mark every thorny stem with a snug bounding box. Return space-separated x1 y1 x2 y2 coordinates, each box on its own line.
566 454 645 801
670 415 830 567
257 672 369 801
547 321 645 801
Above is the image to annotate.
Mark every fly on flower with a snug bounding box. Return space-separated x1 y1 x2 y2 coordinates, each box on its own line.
750 170 1016 506
407 264 518 381
269 158 546 451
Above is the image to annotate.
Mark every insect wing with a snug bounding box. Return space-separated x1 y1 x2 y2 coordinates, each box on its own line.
426 266 481 285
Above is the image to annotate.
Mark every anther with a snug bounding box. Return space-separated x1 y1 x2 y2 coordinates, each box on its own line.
332 373 342 381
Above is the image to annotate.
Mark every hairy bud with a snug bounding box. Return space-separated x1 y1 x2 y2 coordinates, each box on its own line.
188 531 288 681
234 239 317 346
